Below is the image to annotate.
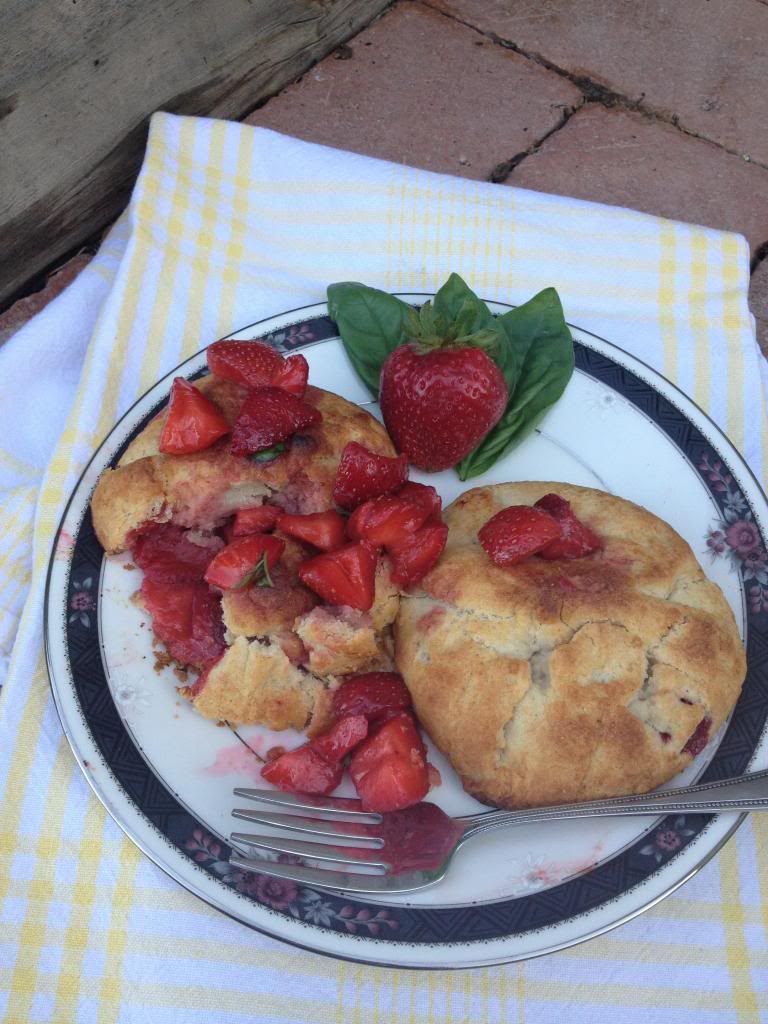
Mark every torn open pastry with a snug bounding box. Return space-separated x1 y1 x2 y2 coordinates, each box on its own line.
91 366 401 733
394 481 747 808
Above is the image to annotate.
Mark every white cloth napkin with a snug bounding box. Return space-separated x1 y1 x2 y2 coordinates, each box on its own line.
1 112 766 1023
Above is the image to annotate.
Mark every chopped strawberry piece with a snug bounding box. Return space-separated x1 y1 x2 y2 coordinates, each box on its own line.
389 523 448 587
309 715 369 763
159 378 230 455
397 482 443 523
204 534 285 590
332 442 408 510
298 541 377 611
331 672 412 722
479 505 562 567
131 523 222 582
187 658 220 698
207 339 284 389
208 340 309 396
534 493 603 560
232 505 281 536
141 579 226 667
230 387 321 457
682 716 712 756
261 745 343 795
272 354 309 396
277 510 347 551
349 712 429 812
347 492 433 548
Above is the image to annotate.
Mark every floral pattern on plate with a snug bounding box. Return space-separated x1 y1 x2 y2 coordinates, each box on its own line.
700 453 768 614
185 829 399 934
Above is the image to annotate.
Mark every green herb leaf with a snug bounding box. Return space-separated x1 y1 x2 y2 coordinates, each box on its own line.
251 442 287 463
433 273 493 329
256 553 274 588
456 288 574 480
327 282 414 397
234 552 275 590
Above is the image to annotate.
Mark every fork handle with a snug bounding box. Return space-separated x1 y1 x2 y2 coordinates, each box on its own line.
462 768 768 839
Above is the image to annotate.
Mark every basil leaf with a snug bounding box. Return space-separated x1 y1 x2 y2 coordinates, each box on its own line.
251 442 287 463
433 274 518 388
327 282 413 397
433 273 493 329
456 288 574 480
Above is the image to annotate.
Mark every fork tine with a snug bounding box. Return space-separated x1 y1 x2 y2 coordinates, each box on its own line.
230 832 389 868
233 787 381 822
228 853 444 895
232 808 384 846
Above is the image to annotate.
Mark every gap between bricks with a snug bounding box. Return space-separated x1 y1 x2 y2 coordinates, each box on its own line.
3 0 768 322
419 1 768 276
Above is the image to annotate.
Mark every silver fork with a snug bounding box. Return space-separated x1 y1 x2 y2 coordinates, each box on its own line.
228 768 768 894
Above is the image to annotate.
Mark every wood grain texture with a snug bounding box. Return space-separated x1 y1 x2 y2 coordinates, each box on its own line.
0 0 392 305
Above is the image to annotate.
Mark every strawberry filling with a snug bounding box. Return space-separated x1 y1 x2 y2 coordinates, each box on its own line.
272 353 309 397
388 522 449 587
345 482 446 588
260 671 431 812
331 672 413 721
310 715 369 763
479 494 603 568
208 340 310 397
230 387 322 457
348 491 433 548
297 541 378 611
204 534 285 590
479 505 562 567
682 716 711 756
277 509 348 551
260 745 343 795
207 339 284 389
131 522 224 582
231 505 281 536
159 378 230 455
349 712 430 812
534 493 603 559
141 578 226 667
332 442 408 510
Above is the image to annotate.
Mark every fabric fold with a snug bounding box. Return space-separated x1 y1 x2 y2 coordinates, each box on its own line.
0 111 765 1023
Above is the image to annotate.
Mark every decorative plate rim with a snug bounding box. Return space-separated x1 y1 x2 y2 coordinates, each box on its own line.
44 297 768 969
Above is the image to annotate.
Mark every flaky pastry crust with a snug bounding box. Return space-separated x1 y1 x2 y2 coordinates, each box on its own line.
395 482 746 808
92 374 400 728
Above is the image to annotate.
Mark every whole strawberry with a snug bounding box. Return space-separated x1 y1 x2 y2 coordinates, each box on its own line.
379 344 508 471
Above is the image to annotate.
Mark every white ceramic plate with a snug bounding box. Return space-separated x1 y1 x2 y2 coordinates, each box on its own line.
45 299 768 968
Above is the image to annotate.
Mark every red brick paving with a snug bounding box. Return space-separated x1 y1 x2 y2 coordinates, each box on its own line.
508 104 768 256
247 2 581 180
2 0 768 356
427 0 768 166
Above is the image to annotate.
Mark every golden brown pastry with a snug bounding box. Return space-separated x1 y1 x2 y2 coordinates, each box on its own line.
395 482 746 808
92 375 400 730
92 377 394 554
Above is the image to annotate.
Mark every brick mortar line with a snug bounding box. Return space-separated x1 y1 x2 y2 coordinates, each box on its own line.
419 0 768 173
486 97 585 183
752 242 768 274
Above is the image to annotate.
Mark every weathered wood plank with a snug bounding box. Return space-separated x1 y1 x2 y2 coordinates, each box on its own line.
0 0 391 305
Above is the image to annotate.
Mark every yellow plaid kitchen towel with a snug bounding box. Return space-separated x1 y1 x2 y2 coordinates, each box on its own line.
1 112 767 1023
